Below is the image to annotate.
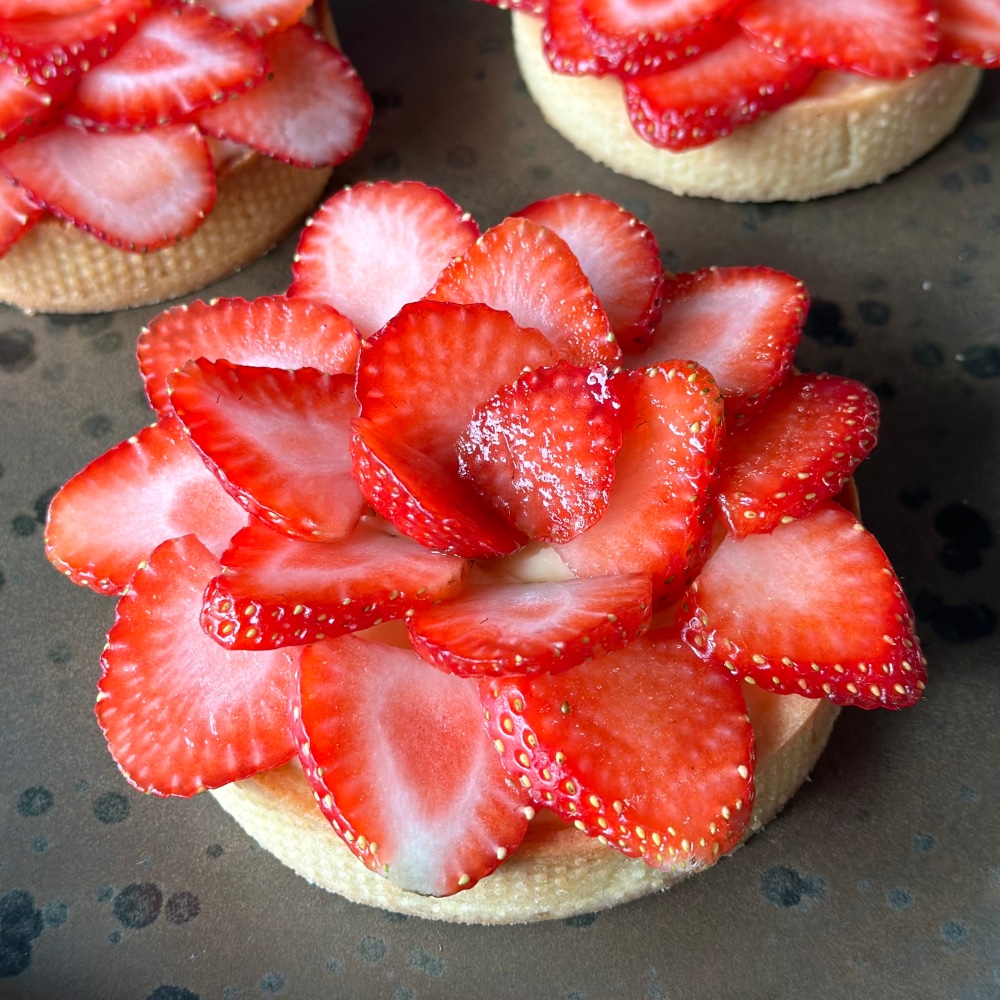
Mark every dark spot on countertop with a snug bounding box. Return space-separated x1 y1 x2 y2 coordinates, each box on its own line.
858 300 891 326
0 890 44 977
759 866 827 909
913 592 997 642
92 791 130 825
165 892 199 925
112 883 162 929
0 330 35 372
17 787 53 818
956 344 1000 378
803 300 855 348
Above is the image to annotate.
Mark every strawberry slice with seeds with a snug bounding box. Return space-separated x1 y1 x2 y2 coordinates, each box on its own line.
428 216 622 369
289 181 480 338
0 59 71 148
97 534 297 796
138 295 361 419
356 299 560 472
480 628 754 870
681 502 927 709
0 174 42 256
556 361 724 608
0 0 151 85
202 518 469 650
457 360 623 543
45 417 248 595
203 0 312 38
67 2 267 130
0 124 215 251
0 0 103 17
294 635 532 897
167 360 365 541
406 573 652 678
737 0 939 78
627 267 806 425
196 23 372 169
544 0 614 75
514 192 665 353
350 417 526 559
624 27 817 151
715 372 880 538
936 0 1000 68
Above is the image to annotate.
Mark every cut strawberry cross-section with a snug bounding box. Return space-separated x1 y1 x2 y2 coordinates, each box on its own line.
97 533 297 797
681 501 927 709
289 180 480 338
627 266 806 425
428 215 622 369
0 58 71 149
137 294 360 420
204 0 312 38
457 360 623 543
480 627 755 871
293 635 532 897
937 0 1000 68
167 360 365 541
407 573 653 678
44 417 247 595
556 361 725 608
202 518 469 650
0 174 42 256
715 372 880 538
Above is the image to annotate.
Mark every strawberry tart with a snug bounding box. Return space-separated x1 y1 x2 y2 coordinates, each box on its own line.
0 0 371 313
489 0 994 201
45 182 926 923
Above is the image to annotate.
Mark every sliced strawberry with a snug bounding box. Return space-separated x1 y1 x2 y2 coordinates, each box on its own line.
294 635 532 897
457 361 623 543
579 0 744 75
681 502 927 709
138 295 360 419
289 181 480 338
0 0 102 17
556 361 724 608
627 267 806 425
406 573 652 678
428 216 622 369
0 123 215 251
196 22 371 169
202 518 469 650
514 192 665 353
0 0 151 85
355 299 560 472
45 417 247 595
350 417 526 559
0 59 71 148
715 372 880 538
474 0 546 13
544 0 614 75
0 173 42 256
480 628 754 870
201 0 312 37
624 27 817 151
737 0 939 78
167 360 365 541
67 2 267 130
97 534 297 796
936 0 1000 67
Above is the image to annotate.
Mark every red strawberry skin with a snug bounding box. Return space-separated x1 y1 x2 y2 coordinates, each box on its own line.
681 502 927 709
97 534 297 796
406 573 653 677
456 361 623 543
202 518 469 650
480 628 755 870
556 361 725 608
293 635 532 897
44 417 247 595
715 372 880 538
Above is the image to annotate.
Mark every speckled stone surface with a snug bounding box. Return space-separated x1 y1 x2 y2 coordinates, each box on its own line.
1 1 999 998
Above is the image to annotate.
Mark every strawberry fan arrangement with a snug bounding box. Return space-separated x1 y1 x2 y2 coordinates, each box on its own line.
46 182 926 899
0 0 371 254
487 0 1000 150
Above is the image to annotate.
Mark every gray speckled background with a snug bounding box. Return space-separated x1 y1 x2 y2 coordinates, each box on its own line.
1 1 999 998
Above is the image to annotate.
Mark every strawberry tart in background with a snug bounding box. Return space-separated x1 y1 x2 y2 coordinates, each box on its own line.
45 182 927 923
483 0 997 201
0 0 372 313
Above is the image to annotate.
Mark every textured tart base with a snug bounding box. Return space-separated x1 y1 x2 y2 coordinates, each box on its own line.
512 11 982 203
210 689 839 924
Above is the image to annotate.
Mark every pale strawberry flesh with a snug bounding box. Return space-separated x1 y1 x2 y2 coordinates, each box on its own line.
407 573 653 677
202 518 469 650
480 628 755 871
167 360 365 541
681 502 927 708
205 0 312 38
44 417 247 595
936 0 1000 67
294 636 532 897
97 534 297 796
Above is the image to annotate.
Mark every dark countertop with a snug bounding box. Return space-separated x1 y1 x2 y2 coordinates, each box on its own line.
1 1 998 997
